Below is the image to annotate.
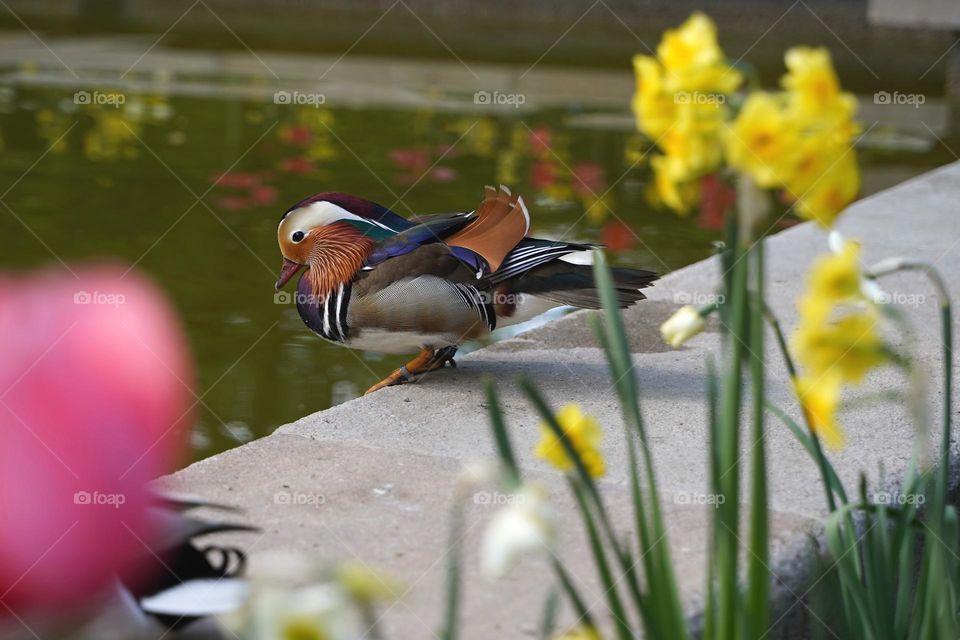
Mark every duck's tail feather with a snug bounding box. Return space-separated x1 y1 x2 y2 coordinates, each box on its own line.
508 262 658 309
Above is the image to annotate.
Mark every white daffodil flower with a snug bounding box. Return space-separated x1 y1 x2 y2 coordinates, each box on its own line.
480 483 558 580
221 551 356 640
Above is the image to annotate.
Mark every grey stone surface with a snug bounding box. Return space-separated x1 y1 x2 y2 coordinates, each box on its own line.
869 0 960 29
166 161 960 637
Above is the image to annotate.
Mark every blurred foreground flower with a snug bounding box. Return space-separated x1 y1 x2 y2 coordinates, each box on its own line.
336 560 403 605
535 404 606 477
554 625 603 640
791 239 892 446
794 240 888 384
794 374 845 448
480 483 557 580
0 266 193 613
661 305 707 347
222 551 401 639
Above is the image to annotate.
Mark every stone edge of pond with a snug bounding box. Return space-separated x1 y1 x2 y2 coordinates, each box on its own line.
165 160 960 638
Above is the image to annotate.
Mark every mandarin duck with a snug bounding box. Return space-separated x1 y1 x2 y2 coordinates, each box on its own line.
275 186 657 394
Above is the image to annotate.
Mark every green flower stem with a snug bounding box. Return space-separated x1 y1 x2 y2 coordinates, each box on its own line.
551 558 596 630
867 258 955 637
866 258 951 489
520 379 646 621
593 254 687 637
717 238 748 640
745 240 769 638
569 478 635 640
760 302 842 511
440 500 465 640
484 382 521 488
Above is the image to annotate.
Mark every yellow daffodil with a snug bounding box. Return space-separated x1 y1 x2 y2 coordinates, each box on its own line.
632 13 743 215
650 154 700 213
805 239 862 302
632 54 676 140
794 149 860 227
660 102 727 176
553 625 603 640
795 374 845 448
661 305 706 347
782 47 857 122
793 310 886 384
634 14 860 227
656 12 742 94
535 404 606 478
724 92 798 188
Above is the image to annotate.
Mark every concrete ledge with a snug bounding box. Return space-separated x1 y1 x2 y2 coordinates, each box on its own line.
166 161 960 637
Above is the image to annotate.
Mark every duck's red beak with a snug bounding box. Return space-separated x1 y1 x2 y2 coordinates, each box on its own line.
275 258 304 290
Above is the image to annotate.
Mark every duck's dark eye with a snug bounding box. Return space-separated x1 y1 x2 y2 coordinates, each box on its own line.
291 230 305 242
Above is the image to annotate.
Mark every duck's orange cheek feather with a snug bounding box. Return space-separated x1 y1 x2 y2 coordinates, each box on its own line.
302 224 376 298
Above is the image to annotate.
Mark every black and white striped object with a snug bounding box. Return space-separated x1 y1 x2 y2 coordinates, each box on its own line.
484 239 593 284
298 282 352 343
453 283 496 332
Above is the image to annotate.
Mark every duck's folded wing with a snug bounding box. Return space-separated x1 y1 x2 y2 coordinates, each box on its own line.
365 212 473 267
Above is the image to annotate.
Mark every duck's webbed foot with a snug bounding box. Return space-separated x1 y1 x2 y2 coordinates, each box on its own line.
364 346 459 395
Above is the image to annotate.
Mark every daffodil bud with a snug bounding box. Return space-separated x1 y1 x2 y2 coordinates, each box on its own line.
661 305 706 347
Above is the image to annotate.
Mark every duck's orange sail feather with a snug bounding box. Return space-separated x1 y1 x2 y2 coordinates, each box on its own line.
446 185 530 272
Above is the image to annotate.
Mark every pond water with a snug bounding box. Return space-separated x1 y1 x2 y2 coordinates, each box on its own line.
0 65 943 460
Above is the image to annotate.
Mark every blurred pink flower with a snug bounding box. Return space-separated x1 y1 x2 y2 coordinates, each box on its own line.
389 147 457 185
428 166 458 183
250 185 279 206
389 147 430 172
600 220 636 252
279 125 312 147
528 127 553 155
209 171 259 189
698 174 736 231
216 196 251 211
280 156 314 175
530 161 557 190
0 267 193 615
572 162 606 197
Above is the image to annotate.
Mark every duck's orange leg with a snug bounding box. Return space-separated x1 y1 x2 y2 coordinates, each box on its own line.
364 347 458 395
